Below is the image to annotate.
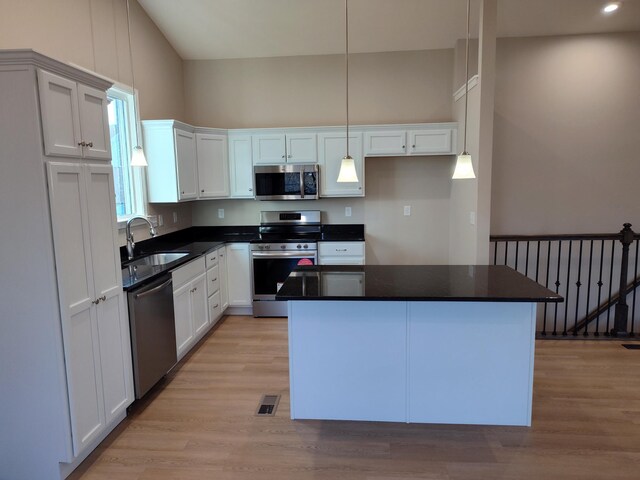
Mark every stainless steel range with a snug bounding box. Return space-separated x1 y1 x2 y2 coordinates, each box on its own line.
251 210 321 317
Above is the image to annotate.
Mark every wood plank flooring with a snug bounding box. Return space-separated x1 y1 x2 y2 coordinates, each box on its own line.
70 316 640 480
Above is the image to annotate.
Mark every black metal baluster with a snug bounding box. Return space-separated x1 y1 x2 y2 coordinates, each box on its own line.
535 241 541 283
542 241 551 336
553 241 562 336
631 239 639 337
493 241 498 265
606 241 616 336
563 241 572 336
515 241 520 271
595 240 605 336
525 242 530 277
504 241 509 266
573 240 583 336
583 240 594 337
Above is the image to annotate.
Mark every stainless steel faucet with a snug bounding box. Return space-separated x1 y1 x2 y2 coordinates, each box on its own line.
126 216 157 260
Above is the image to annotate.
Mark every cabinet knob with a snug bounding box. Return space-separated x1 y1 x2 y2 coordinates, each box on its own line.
358 186 362 190
214 304 219 309
77 141 86 147
287 154 292 158
282 155 285 159
402 145 406 149
87 142 93 148
412 144 416 148
248 188 253 192
201 189 205 193
213 278 218 282
181 191 185 194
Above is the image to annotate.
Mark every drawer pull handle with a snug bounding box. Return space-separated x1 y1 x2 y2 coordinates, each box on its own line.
214 304 219 309
212 278 218 282
336 249 348 252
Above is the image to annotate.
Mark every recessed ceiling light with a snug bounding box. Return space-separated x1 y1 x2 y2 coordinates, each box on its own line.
603 2 620 13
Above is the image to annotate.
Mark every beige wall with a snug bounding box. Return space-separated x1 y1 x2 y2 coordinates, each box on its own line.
193 156 453 265
491 31 640 235
184 49 454 128
0 0 189 245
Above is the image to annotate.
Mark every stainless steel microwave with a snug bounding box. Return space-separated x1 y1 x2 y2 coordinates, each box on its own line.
254 164 319 200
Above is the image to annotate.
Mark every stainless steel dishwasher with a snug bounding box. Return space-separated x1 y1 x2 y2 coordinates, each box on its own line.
127 273 177 399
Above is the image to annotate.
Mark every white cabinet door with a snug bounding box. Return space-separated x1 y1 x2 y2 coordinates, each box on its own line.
318 132 364 197
191 273 209 337
363 130 407 156
208 291 223 327
408 129 454 155
219 247 229 311
228 135 255 198
175 129 198 201
38 70 83 157
196 133 229 198
252 134 286 165
286 133 317 164
77 85 111 160
46 162 105 456
173 282 193 359
226 243 252 307
84 164 133 423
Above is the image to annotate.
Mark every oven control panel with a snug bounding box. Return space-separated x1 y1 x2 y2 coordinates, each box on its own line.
251 242 317 252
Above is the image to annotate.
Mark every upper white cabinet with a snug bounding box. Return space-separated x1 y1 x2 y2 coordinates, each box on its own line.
196 132 229 198
318 132 364 197
143 120 198 203
228 134 255 198
38 69 111 160
363 125 456 157
252 132 317 165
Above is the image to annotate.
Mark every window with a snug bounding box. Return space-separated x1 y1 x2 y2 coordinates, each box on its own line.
107 86 145 222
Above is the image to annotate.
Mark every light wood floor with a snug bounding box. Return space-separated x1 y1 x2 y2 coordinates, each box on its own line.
70 316 640 480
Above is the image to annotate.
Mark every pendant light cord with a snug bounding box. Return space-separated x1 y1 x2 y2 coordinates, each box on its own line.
126 0 139 136
345 0 350 158
462 0 470 155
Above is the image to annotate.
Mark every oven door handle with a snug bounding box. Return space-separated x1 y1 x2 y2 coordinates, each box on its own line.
251 252 317 258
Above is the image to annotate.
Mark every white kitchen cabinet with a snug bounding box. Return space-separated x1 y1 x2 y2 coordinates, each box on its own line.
363 125 456 157
252 132 317 165
219 246 229 310
318 241 365 265
228 134 255 198
317 132 364 197
225 243 252 307
47 161 133 456
363 130 407 156
143 120 198 202
196 132 229 198
38 69 111 160
172 257 208 360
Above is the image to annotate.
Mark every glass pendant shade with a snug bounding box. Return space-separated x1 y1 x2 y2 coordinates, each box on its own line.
130 145 148 167
452 153 475 179
337 156 358 183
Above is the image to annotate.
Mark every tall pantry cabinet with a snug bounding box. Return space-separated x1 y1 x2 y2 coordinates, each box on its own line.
0 50 133 480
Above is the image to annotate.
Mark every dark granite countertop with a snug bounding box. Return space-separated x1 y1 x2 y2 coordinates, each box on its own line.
275 265 563 303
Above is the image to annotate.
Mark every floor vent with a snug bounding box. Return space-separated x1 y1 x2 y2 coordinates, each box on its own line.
622 344 640 350
256 394 280 416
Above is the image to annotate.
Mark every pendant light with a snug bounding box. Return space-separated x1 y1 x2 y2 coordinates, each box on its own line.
126 0 147 167
337 0 359 183
452 0 475 180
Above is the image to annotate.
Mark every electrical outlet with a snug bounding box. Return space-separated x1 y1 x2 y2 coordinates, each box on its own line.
158 214 164 227
403 205 411 216
218 208 225 219
172 211 178 223
345 206 352 217
470 211 476 225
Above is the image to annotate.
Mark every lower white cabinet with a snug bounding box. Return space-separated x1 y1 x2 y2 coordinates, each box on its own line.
206 245 226 327
47 162 133 456
172 257 208 360
226 243 252 307
318 242 365 265
219 246 229 310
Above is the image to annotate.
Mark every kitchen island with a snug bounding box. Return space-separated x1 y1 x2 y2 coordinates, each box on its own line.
276 265 562 427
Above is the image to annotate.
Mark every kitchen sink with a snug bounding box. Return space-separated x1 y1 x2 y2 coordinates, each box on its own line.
126 252 188 267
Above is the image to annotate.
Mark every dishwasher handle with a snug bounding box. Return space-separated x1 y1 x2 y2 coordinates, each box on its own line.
134 278 173 299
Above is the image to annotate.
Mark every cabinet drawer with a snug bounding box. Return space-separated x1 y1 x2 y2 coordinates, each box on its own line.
318 256 364 265
205 249 219 268
318 242 365 257
208 291 223 326
171 256 206 289
207 264 220 296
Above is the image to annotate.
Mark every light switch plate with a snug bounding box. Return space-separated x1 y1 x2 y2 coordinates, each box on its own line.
404 205 411 216
218 208 225 219
470 211 476 225
345 206 352 217
172 211 178 223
